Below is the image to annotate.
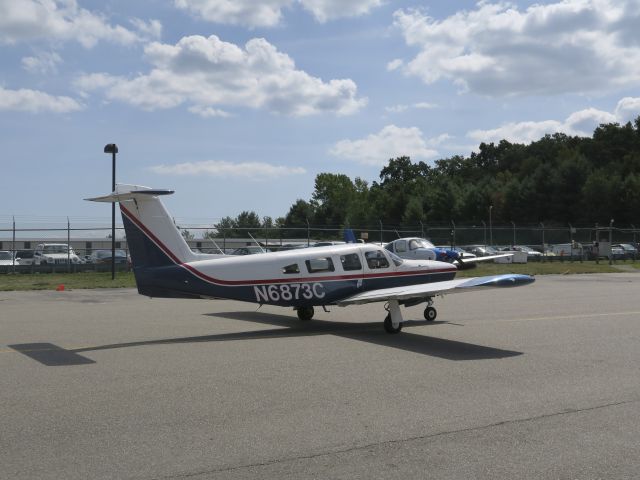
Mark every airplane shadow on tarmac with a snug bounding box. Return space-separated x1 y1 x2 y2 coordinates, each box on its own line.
209 311 522 361
8 311 522 366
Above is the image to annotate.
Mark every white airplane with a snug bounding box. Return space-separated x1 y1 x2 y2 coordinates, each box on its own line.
87 185 534 334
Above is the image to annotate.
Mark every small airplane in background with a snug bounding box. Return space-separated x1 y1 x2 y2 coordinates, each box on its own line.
384 237 511 268
384 237 460 262
88 185 534 334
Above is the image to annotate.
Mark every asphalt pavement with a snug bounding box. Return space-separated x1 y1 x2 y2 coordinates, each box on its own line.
2 273 640 479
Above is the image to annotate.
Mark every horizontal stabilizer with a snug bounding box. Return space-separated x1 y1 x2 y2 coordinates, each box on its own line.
85 186 174 203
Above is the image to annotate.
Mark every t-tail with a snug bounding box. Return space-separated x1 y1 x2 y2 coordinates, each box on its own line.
86 184 222 297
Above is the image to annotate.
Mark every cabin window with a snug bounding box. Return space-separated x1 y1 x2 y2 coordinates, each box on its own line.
395 240 407 253
305 257 335 273
365 250 390 269
282 263 300 274
340 253 362 271
409 239 420 250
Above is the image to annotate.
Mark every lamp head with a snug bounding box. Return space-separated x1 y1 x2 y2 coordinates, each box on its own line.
104 144 118 154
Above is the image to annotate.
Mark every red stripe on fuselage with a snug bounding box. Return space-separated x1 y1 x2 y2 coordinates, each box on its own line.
121 204 457 287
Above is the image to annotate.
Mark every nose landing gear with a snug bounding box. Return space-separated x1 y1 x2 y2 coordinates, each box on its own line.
383 300 403 334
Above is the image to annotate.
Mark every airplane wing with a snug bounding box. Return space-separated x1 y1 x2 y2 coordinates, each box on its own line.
336 274 534 306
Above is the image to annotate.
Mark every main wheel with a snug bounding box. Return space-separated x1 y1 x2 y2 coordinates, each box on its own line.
424 306 437 322
297 306 314 321
384 314 402 334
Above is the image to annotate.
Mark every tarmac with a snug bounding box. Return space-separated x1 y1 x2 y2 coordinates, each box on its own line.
2 273 640 479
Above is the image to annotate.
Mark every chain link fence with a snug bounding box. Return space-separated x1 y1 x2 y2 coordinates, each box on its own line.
1 219 639 273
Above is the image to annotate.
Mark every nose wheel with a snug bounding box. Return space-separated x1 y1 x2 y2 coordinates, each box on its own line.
424 306 437 321
383 300 403 333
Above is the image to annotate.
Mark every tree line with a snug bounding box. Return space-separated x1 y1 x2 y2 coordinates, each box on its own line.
214 117 640 238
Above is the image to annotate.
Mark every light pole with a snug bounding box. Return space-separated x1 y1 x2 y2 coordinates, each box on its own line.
489 205 493 247
609 218 614 265
104 143 118 280
540 222 545 262
481 220 486 247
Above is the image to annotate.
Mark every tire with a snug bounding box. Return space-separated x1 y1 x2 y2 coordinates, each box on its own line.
384 314 402 334
424 306 437 322
297 306 314 321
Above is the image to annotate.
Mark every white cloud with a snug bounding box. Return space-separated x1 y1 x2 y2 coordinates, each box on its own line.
187 105 231 118
149 160 306 179
175 0 383 27
467 97 640 144
386 59 403 71
330 124 441 166
385 104 408 113
75 35 366 116
299 0 384 23
0 86 82 113
615 97 640 123
393 1 640 96
21 51 62 74
414 102 436 109
0 0 160 47
385 101 436 113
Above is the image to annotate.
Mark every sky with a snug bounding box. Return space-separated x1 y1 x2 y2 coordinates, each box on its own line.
2 0 640 229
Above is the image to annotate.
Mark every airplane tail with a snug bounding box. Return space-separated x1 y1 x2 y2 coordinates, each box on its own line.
86 185 225 298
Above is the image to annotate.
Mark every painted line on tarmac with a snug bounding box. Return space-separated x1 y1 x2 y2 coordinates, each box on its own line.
487 310 640 324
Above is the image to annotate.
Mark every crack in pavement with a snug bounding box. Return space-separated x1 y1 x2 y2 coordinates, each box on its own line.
151 397 640 479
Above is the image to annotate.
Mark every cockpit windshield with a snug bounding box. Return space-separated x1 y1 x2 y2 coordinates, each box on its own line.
387 251 404 267
409 239 436 250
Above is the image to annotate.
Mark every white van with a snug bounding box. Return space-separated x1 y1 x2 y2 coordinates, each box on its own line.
551 243 582 258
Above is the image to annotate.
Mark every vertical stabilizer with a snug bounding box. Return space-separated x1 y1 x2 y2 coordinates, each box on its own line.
87 184 197 267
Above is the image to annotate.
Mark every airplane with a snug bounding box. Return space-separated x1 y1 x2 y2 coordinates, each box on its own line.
87 184 535 334
385 237 512 268
384 237 461 262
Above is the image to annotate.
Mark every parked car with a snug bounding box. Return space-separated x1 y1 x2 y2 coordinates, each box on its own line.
33 243 80 265
613 243 638 259
14 250 35 265
88 249 129 264
312 241 346 247
0 250 14 266
231 246 271 255
610 244 626 260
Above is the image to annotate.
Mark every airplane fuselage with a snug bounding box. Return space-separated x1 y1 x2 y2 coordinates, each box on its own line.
123 206 457 306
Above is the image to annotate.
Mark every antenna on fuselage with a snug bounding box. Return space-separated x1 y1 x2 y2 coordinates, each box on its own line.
247 232 266 253
209 238 226 255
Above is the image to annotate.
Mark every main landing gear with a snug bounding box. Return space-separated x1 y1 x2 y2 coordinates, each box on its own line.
296 306 315 321
383 298 438 334
423 298 437 322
